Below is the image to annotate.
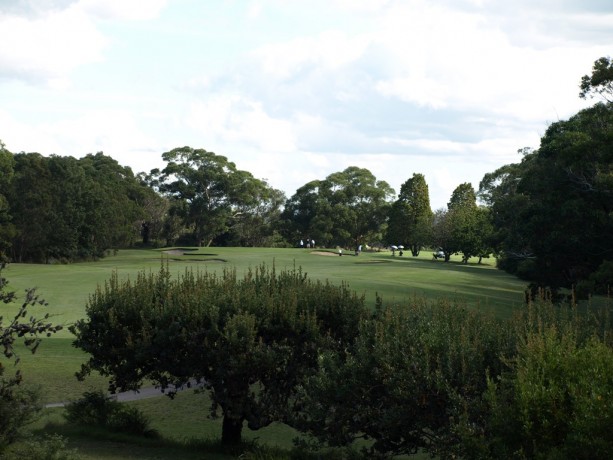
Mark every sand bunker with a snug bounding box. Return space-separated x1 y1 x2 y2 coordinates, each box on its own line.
311 251 341 257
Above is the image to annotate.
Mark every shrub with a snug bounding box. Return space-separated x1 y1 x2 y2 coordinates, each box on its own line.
589 260 613 295
0 384 43 450
2 434 81 460
294 299 513 458
466 301 613 460
64 390 158 438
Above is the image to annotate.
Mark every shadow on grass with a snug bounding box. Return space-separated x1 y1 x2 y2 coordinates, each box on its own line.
32 421 246 460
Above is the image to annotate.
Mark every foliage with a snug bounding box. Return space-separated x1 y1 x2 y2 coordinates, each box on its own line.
580 56 613 102
588 260 613 295
463 301 613 460
0 140 16 259
386 173 433 256
282 167 394 248
480 101 613 290
71 262 366 446
4 152 153 262
294 299 513 458
65 390 158 438
151 146 284 247
1 434 82 460
0 261 62 452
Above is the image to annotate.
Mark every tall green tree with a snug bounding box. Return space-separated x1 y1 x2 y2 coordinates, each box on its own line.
78 152 149 255
7 153 55 262
71 264 365 446
153 147 275 246
281 180 334 247
224 182 286 247
0 141 15 259
520 103 613 290
446 183 482 264
580 56 613 102
322 167 394 247
431 208 453 262
386 173 433 256
6 152 151 262
283 167 394 248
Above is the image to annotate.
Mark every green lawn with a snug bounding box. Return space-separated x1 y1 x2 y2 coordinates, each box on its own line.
7 247 529 403
4 247 528 458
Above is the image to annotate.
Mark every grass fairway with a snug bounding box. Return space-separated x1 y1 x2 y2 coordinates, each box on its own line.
3 247 527 457
5 247 526 333
5 247 527 404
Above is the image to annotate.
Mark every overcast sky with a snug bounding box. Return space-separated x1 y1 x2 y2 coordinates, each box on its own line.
1 0 611 209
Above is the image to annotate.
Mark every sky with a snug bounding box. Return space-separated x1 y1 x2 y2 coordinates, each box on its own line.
1 0 611 209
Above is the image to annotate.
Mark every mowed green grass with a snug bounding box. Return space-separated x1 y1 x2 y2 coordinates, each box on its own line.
5 247 526 333
5 247 527 404
4 247 527 457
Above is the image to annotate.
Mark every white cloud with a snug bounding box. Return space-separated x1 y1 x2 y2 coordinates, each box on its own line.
77 0 168 21
186 95 296 152
1 0 611 211
0 6 107 84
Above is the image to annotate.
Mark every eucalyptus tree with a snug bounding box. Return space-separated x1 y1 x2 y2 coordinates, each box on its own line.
283 167 394 248
152 147 280 246
386 173 433 255
7 153 55 262
281 180 334 247
6 152 151 262
225 183 286 247
478 154 535 275
579 56 613 102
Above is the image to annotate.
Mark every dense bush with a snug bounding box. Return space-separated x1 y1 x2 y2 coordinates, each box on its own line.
64 390 157 438
294 296 613 459
1 434 81 460
0 384 43 450
294 299 514 458
460 301 613 460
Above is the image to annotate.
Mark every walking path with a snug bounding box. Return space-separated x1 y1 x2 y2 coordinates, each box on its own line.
45 381 204 408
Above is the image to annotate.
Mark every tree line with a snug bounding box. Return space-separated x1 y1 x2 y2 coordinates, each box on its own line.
1 57 611 296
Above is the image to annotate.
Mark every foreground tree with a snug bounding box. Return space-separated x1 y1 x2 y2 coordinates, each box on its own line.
470 302 613 459
1 261 62 451
71 263 365 445
295 301 512 458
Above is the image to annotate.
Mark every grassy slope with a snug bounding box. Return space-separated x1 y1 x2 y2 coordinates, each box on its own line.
4 247 527 458
7 247 528 402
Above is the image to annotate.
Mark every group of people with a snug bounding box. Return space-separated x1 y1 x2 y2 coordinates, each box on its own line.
299 239 315 248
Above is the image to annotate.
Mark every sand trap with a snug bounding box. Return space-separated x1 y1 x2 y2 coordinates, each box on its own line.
311 251 342 256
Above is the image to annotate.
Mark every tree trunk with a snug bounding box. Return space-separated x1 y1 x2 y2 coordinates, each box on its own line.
221 415 243 445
